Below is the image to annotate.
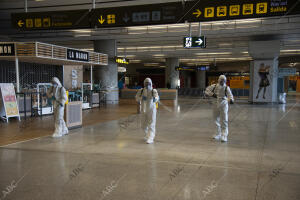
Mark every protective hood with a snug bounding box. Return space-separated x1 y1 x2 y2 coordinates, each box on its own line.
218 75 227 84
52 77 62 87
144 78 153 89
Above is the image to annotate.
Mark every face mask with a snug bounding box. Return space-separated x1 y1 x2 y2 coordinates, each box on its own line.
146 85 151 90
53 83 58 87
219 80 225 86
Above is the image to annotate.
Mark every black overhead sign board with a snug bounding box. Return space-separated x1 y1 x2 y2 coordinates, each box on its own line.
175 66 210 71
184 0 297 23
11 0 299 30
11 10 90 30
0 43 15 56
67 49 89 62
90 2 184 28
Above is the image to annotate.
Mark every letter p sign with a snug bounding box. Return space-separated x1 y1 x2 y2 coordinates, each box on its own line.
205 7 214 18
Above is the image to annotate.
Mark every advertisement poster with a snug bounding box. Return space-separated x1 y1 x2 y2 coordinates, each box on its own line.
252 60 274 102
0 83 20 118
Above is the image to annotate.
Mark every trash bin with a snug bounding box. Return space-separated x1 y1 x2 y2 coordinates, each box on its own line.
278 93 286 104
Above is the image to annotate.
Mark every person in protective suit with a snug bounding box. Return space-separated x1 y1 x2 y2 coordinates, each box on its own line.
135 78 159 144
47 77 68 138
205 75 234 142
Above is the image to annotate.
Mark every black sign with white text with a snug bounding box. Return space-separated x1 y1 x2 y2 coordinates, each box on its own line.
183 37 206 48
67 49 89 62
0 43 15 56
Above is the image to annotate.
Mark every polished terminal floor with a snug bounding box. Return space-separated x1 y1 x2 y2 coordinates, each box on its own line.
0 105 137 146
0 97 300 200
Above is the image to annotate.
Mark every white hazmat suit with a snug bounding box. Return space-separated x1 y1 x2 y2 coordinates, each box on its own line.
135 78 159 144
47 77 68 138
205 75 234 142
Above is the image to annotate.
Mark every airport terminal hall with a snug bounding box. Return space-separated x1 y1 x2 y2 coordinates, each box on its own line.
1 0 300 199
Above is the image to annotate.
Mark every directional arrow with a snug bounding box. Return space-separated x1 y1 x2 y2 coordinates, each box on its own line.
123 13 130 23
98 16 105 24
17 20 24 27
193 9 202 18
195 38 203 45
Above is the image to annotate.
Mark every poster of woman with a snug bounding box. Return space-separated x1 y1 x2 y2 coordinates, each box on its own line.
253 60 274 102
256 63 271 99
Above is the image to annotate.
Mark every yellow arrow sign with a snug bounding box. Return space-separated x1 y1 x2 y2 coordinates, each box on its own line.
98 16 105 24
17 20 24 27
193 9 202 18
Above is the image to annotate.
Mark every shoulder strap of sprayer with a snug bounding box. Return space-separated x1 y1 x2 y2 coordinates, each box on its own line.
140 88 143 97
140 88 154 97
212 84 217 97
212 84 227 97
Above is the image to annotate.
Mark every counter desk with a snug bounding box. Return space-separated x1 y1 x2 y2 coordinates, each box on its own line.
120 89 177 107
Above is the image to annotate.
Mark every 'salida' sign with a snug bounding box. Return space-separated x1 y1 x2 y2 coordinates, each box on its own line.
67 49 89 62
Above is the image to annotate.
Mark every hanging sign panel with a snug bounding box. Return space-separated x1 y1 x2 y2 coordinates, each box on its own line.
0 83 20 121
11 10 90 30
116 57 129 64
90 2 185 28
185 0 298 23
11 0 299 30
278 68 296 77
175 66 209 71
183 36 206 48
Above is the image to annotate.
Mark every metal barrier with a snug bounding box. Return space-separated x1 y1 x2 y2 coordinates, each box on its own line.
16 92 44 119
178 88 205 97
178 88 249 98
231 89 249 98
86 90 107 108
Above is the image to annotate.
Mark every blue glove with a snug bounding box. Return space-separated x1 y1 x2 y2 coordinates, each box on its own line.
142 96 147 101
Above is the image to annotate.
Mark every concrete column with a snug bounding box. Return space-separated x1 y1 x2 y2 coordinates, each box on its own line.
165 58 179 89
249 40 280 103
183 71 191 88
15 57 20 93
90 65 93 90
94 40 118 104
196 70 206 89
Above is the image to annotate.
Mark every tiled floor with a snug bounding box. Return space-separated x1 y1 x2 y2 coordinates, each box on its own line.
0 104 137 146
0 97 299 200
